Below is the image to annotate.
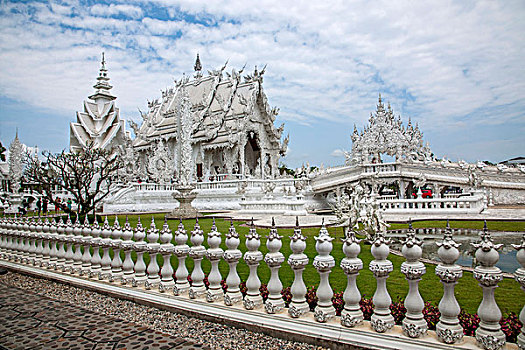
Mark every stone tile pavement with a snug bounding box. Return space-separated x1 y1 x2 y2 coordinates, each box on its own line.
0 283 208 350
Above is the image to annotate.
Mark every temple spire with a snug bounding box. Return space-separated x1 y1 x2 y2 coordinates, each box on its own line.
89 52 116 103
194 53 202 78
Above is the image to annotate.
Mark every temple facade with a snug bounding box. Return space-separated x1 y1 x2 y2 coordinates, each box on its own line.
131 55 289 184
70 53 130 153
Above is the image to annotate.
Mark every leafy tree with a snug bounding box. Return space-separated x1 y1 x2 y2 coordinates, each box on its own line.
24 143 123 216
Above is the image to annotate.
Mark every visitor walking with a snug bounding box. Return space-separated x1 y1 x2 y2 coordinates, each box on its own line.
42 198 48 215
36 198 41 216
55 197 61 214
67 198 72 212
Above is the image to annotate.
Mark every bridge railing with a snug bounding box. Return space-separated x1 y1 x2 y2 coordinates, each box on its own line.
378 193 485 213
0 216 522 350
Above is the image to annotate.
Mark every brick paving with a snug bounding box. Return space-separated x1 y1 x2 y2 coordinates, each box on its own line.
0 283 207 350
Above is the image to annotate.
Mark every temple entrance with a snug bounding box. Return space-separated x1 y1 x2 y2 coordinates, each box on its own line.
196 163 203 180
244 132 261 176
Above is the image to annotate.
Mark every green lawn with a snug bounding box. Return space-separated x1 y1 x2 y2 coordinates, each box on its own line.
98 214 524 315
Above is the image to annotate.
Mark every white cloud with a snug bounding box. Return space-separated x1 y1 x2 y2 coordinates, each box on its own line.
330 149 345 157
0 0 524 166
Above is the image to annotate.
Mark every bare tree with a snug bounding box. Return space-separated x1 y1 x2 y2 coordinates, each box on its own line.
24 143 123 216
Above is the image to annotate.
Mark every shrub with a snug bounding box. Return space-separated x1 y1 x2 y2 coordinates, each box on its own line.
332 292 345 316
306 286 318 311
360 295 374 320
390 298 406 325
459 309 480 336
422 302 440 330
500 312 523 343
259 283 269 301
281 287 292 307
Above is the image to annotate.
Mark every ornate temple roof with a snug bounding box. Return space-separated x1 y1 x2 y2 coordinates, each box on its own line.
132 55 285 153
348 95 432 164
70 53 130 153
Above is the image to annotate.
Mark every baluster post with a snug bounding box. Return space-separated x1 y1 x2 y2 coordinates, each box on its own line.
288 217 309 318
47 218 58 269
313 220 336 322
40 217 51 267
206 218 224 302
472 221 505 349
369 230 394 333
243 219 263 310
55 217 66 270
98 216 113 280
189 217 206 299
401 222 427 338
89 217 102 278
121 216 135 284
145 217 161 289
435 220 463 344
224 219 242 305
173 219 190 296
63 215 75 272
341 228 363 327
80 216 93 276
132 217 147 287
71 215 84 274
159 216 175 292
109 216 124 282
512 234 525 349
264 218 285 314
33 216 44 266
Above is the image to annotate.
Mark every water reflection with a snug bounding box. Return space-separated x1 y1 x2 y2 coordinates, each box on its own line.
389 229 523 274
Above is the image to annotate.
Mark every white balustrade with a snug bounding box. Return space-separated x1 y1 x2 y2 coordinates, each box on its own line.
1 215 525 350
173 219 190 296
264 219 285 314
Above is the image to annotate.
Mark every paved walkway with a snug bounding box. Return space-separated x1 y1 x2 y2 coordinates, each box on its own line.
0 284 207 350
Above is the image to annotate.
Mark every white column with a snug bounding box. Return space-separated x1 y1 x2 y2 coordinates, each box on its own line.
472 221 505 349
341 229 363 327
63 215 75 272
369 230 394 333
33 216 44 266
55 217 67 270
243 220 263 310
313 221 335 323
401 222 427 338
189 217 206 299
132 217 148 287
145 217 161 290
47 218 59 270
224 219 242 306
40 217 51 268
264 218 285 314
206 219 224 302
435 220 464 344
173 219 190 295
287 217 309 318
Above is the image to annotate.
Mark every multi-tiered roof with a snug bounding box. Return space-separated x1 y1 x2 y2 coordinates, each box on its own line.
70 53 129 153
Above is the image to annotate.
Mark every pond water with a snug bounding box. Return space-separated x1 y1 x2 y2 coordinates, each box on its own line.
389 230 523 274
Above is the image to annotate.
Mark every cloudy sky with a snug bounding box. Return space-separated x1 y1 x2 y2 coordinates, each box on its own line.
0 0 524 168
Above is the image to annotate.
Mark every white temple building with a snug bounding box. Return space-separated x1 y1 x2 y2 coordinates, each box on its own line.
130 55 288 185
70 53 130 153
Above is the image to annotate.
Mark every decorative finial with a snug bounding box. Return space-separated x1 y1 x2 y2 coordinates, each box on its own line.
101 52 106 69
271 217 275 227
295 216 299 228
194 53 202 72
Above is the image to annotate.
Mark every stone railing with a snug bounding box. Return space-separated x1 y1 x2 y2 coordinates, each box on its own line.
378 193 486 214
0 216 523 350
194 177 309 191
